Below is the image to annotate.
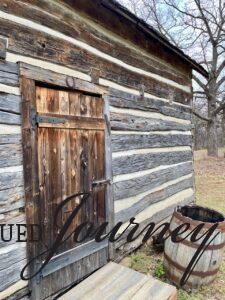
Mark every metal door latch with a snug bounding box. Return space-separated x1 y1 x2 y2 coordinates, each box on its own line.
92 178 111 188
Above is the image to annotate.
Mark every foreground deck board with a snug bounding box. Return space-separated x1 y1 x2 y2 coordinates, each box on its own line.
60 262 177 300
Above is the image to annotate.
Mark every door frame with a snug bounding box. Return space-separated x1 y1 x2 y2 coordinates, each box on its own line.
19 62 114 299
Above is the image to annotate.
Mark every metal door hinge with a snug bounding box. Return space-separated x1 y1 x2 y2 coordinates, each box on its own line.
30 109 38 128
30 110 67 128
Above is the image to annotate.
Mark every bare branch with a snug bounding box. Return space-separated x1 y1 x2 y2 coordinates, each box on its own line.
217 60 225 76
193 75 208 91
213 96 225 116
192 110 210 122
217 76 225 88
194 0 215 43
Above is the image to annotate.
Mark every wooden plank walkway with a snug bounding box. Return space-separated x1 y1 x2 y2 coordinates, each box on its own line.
59 262 177 300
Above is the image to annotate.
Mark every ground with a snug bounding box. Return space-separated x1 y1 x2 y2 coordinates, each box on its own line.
120 149 225 300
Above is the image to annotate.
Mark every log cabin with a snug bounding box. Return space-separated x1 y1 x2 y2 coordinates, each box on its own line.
0 0 208 299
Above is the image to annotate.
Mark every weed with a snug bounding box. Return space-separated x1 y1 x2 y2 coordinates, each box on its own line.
154 260 165 278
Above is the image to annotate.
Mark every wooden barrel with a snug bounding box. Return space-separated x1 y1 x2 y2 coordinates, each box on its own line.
164 205 225 288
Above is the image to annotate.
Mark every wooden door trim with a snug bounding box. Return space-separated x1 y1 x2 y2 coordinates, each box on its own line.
20 65 114 298
20 76 41 300
103 95 114 259
19 62 107 96
40 239 108 278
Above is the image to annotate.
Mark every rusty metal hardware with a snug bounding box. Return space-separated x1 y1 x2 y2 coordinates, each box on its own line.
30 111 67 128
92 178 111 188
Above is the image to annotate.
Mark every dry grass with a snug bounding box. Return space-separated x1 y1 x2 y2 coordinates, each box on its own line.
121 149 225 300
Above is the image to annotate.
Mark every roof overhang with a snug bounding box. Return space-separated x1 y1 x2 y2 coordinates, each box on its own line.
101 0 209 78
62 0 209 79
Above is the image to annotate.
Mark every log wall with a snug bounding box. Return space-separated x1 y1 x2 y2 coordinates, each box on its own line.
0 0 194 298
0 60 28 297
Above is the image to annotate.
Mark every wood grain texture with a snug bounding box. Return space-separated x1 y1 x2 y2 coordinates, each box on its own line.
0 143 22 168
41 248 108 300
0 110 21 125
116 193 194 249
20 77 39 299
0 18 191 103
36 86 106 253
103 95 114 260
0 93 21 114
0 37 7 60
59 262 177 300
110 112 191 132
113 150 192 175
0 186 24 213
115 176 194 223
0 61 18 86
109 88 191 120
0 167 23 190
36 113 105 130
112 133 192 152
0 244 26 273
20 63 106 96
0 0 190 83
0 133 21 145
0 259 27 292
114 162 193 200
20 82 108 299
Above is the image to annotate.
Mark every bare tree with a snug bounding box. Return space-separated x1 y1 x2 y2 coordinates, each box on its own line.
119 0 225 157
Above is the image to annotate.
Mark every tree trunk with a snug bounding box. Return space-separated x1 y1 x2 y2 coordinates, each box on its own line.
207 98 218 157
222 109 225 147
207 118 218 156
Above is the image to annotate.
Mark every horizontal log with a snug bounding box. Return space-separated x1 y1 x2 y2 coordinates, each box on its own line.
0 17 191 103
0 111 21 125
0 168 24 190
0 134 21 145
0 61 19 87
114 162 193 200
110 112 191 132
0 244 26 271
0 212 25 248
109 88 191 120
113 150 192 175
112 133 192 152
0 70 19 87
0 144 22 168
0 259 27 292
115 176 194 223
115 192 194 249
0 37 7 60
0 60 18 75
0 93 21 114
0 0 190 85
0 282 29 300
0 186 24 214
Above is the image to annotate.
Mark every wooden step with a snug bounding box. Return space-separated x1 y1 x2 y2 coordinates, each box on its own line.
59 262 177 300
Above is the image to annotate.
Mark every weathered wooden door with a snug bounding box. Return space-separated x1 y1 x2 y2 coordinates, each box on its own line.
28 85 109 299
